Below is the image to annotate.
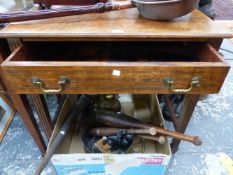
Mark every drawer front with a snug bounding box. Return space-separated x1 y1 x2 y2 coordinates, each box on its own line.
1 43 230 94
1 63 229 94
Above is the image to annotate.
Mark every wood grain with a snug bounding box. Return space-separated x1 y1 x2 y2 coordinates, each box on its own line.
215 20 233 43
0 9 232 40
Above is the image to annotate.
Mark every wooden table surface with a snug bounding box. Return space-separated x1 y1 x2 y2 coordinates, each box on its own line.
0 9 232 40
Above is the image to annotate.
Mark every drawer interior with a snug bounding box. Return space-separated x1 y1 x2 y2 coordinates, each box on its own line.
9 41 223 62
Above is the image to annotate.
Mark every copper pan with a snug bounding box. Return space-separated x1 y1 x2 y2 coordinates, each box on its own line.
133 0 200 20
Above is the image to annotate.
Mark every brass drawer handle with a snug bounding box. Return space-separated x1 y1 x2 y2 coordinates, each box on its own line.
163 76 201 93
32 76 70 93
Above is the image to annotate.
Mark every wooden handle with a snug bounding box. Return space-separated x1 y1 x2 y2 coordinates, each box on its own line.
89 127 157 136
95 110 202 146
138 135 166 144
154 127 202 146
0 2 133 23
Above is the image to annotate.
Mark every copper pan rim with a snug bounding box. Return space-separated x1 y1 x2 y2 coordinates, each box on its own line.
132 0 183 5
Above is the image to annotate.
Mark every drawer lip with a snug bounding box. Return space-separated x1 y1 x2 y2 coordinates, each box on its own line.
0 33 233 40
1 44 230 68
2 61 230 68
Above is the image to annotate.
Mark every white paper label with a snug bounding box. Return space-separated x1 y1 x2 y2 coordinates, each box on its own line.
112 70 121 76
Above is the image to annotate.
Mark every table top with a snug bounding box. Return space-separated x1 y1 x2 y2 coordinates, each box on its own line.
0 8 232 40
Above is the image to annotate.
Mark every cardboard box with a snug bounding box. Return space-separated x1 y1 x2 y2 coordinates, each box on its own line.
51 95 172 175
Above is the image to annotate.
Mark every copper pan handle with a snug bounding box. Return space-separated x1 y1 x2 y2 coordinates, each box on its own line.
0 1 134 23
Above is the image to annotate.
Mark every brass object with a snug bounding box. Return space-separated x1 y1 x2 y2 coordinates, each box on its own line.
32 76 70 93
98 94 121 112
163 76 201 93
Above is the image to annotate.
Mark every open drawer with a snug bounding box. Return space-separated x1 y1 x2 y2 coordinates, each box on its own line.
1 41 230 94
50 94 172 175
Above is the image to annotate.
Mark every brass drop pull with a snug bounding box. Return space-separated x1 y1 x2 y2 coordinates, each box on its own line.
163 76 201 93
32 76 70 93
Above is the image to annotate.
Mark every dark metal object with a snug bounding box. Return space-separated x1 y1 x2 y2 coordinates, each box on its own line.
0 0 199 23
162 94 184 124
82 129 134 153
133 0 199 20
34 95 90 175
198 0 215 19
102 131 134 153
199 0 212 6
95 110 202 146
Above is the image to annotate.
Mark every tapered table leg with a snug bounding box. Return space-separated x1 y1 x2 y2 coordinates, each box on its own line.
170 94 200 153
15 94 47 154
31 94 54 139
